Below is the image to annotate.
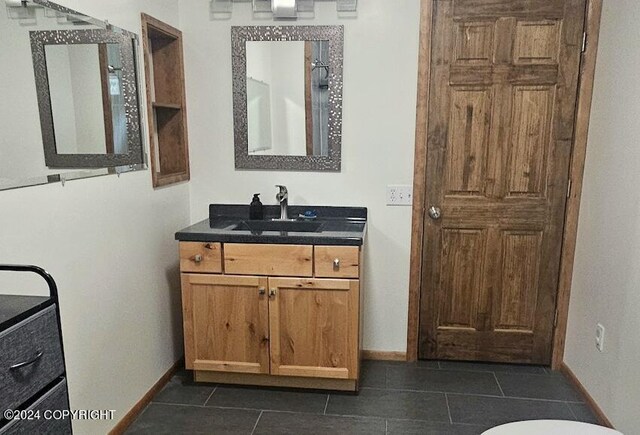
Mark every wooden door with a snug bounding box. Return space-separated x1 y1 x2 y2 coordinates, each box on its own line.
181 274 270 374
419 0 586 364
268 278 359 379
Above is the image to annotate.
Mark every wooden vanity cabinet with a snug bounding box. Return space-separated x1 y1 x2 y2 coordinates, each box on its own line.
181 274 270 374
179 242 363 391
268 278 359 380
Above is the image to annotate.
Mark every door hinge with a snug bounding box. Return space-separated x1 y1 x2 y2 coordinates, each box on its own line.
566 179 572 198
553 309 559 328
581 32 588 53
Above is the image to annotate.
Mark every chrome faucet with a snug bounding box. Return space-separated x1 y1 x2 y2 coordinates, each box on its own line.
275 185 289 221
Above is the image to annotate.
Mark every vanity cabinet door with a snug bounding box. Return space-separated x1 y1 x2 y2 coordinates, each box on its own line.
181 274 270 374
268 278 359 380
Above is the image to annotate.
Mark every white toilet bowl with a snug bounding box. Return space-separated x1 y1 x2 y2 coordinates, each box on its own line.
482 420 622 435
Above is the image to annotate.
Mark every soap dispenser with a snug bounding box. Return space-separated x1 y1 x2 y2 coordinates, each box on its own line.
249 193 264 220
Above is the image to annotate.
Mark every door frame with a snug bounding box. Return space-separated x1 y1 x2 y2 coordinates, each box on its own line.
406 0 604 369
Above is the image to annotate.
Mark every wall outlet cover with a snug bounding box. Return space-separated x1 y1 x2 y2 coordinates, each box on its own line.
387 185 413 206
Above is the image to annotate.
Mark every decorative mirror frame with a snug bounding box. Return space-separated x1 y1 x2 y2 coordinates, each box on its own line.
231 25 344 172
30 28 143 168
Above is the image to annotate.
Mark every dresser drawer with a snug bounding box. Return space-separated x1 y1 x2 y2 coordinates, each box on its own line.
314 246 359 278
0 306 64 413
224 244 313 277
180 242 223 273
0 378 71 434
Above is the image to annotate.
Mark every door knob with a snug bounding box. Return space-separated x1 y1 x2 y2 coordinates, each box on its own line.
428 206 442 220
259 287 266 296
269 289 277 298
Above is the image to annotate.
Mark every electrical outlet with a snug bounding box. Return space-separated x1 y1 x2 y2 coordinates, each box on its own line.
595 323 605 352
387 185 413 206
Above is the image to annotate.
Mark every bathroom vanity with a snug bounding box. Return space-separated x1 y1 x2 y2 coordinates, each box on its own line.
175 204 366 391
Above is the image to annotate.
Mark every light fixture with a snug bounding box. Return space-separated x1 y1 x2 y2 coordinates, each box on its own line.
4 0 40 20
272 0 296 19
210 0 357 20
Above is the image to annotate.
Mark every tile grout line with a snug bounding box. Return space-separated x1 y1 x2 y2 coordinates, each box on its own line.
359 386 582 403
250 410 263 435
384 366 388 388
323 395 330 415
566 401 579 421
385 419 388 435
203 386 218 406
444 393 453 424
492 372 506 397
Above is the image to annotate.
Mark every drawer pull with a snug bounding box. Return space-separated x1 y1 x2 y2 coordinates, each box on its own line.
333 258 340 270
269 289 277 298
10 350 44 370
193 254 203 263
259 287 266 296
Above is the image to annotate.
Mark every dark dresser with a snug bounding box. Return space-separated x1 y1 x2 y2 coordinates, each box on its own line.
0 266 72 434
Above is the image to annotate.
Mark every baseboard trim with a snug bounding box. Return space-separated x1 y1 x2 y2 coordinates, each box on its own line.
559 362 614 428
362 350 407 361
108 359 182 435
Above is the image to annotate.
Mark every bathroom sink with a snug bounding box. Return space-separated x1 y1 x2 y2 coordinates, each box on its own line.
233 220 323 233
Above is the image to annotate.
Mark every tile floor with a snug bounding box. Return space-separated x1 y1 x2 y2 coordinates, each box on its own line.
126 360 601 434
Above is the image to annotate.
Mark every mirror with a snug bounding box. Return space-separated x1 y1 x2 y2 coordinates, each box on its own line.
45 43 125 155
31 27 142 168
232 26 343 171
246 40 329 157
0 0 145 191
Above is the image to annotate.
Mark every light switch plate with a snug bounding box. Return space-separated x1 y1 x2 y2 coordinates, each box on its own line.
387 185 413 206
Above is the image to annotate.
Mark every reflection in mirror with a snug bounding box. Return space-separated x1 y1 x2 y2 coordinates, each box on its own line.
232 26 343 172
45 43 127 155
0 0 145 192
31 28 142 168
246 40 329 157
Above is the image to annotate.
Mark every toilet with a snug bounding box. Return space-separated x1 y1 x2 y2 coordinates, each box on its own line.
482 420 623 435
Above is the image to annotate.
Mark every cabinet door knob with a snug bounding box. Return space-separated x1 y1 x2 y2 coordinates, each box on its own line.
269 289 277 298
259 287 266 295
193 254 203 263
333 258 340 270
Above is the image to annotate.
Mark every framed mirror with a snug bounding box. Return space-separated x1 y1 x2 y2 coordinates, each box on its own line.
232 26 344 171
0 0 145 192
31 28 142 168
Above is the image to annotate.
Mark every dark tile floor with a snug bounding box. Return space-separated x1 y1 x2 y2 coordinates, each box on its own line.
126 360 602 434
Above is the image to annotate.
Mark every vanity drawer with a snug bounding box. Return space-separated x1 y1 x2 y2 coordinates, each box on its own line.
314 246 360 278
0 378 71 434
180 242 223 273
0 305 64 413
224 244 313 277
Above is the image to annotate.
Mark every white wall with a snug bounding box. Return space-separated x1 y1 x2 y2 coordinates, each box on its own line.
46 44 107 154
46 45 80 154
269 42 306 155
246 41 306 155
68 45 107 153
564 1 640 433
0 1 188 433
180 0 421 352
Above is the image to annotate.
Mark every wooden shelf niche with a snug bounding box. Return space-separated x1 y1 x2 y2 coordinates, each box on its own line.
141 13 190 188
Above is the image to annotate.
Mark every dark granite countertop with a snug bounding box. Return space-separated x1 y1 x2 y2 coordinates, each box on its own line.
0 295 53 331
175 204 367 246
